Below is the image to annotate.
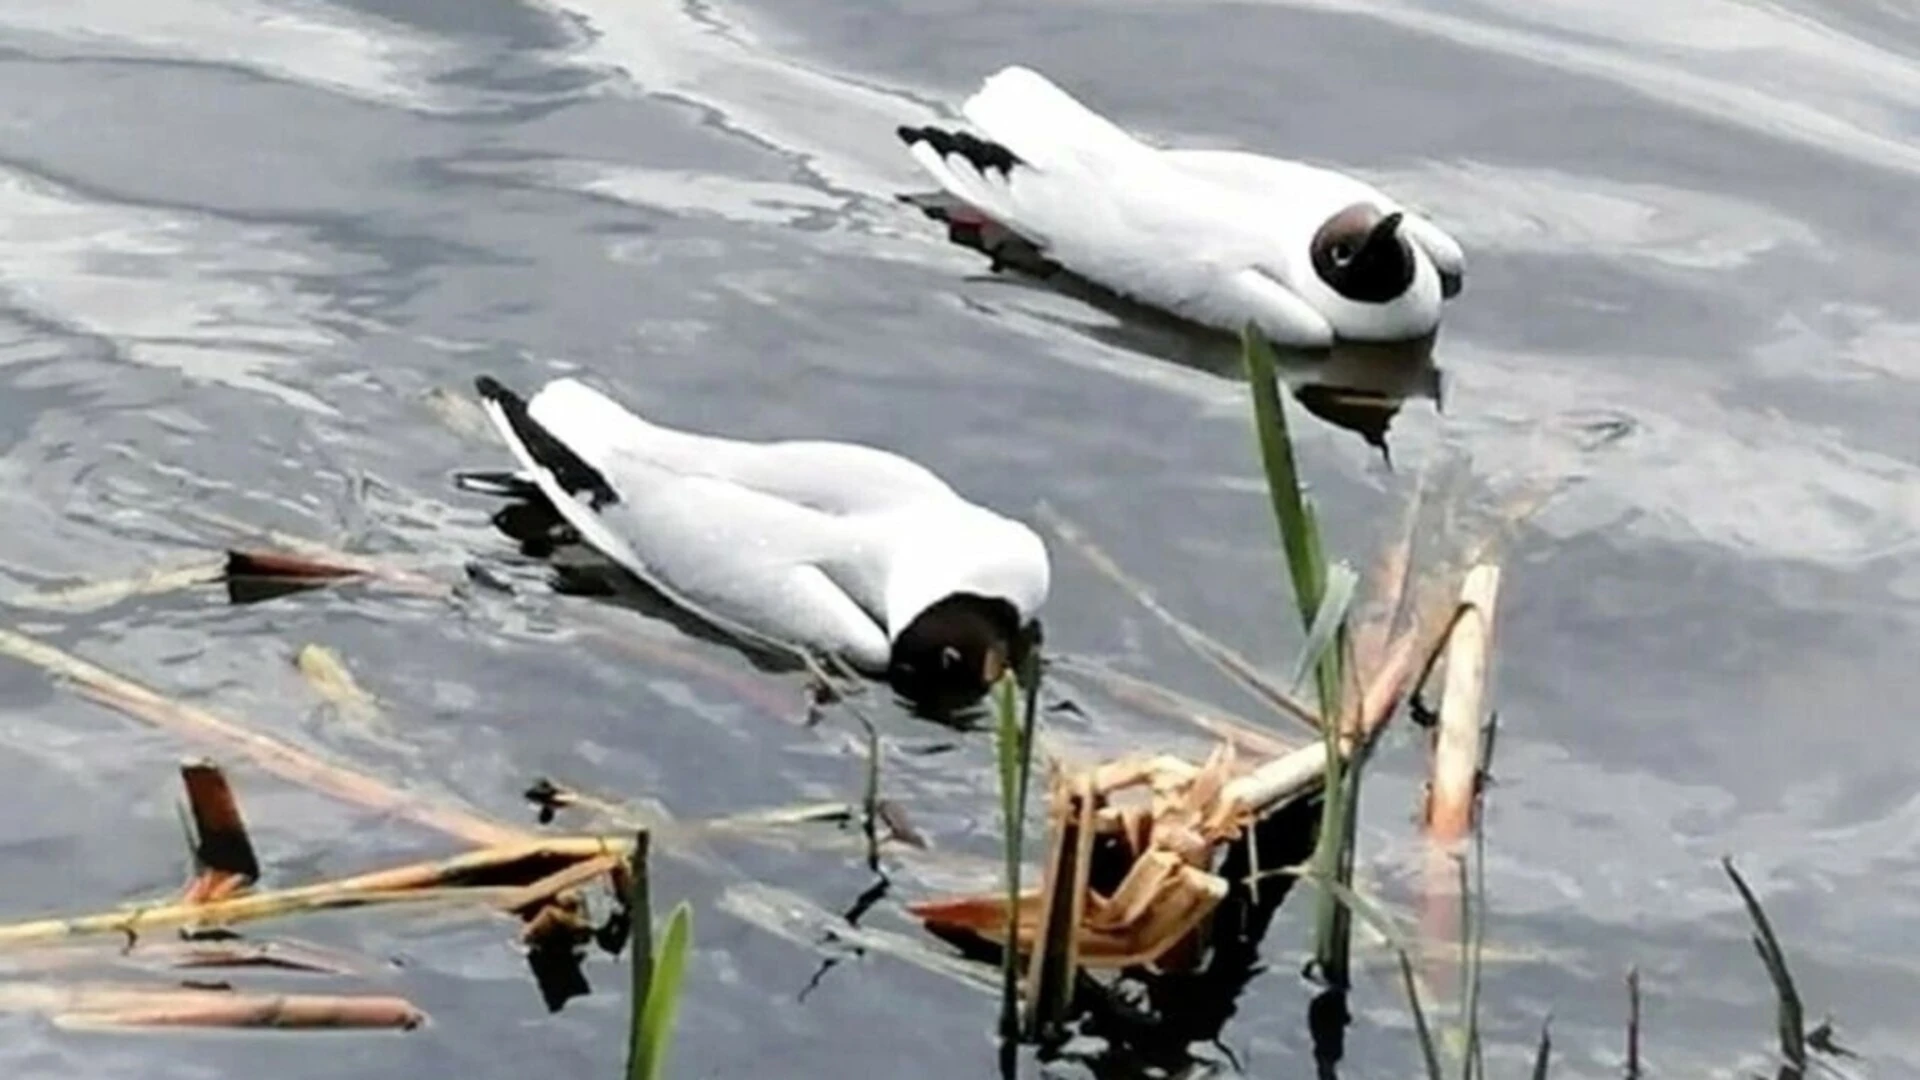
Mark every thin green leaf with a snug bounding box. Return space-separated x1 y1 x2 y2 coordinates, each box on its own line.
1461 819 1489 1080
1298 499 1345 719
992 652 1043 1052
1014 653 1043 1032
625 833 655 1080
1303 872 1445 1080
1395 945 1444 1080
1290 561 1358 695
1307 716 1348 985
1315 733 1370 989
1241 322 1325 632
1723 857 1806 1073
1305 653 1355 987
632 901 693 1080
993 673 1024 1043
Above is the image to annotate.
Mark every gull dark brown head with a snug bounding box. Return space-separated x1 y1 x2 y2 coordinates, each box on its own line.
886 593 1035 714
1310 203 1416 304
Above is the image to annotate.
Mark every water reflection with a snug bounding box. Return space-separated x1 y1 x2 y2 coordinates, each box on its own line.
908 794 1325 1078
913 238 1446 462
1061 794 1325 1078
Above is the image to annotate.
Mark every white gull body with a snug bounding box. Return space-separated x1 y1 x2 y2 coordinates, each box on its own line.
463 376 1050 676
898 65 1466 348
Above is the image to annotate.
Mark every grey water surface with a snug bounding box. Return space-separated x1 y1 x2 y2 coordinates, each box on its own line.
0 0 1916 1076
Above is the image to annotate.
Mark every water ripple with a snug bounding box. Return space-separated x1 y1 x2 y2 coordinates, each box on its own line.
0 0 472 113
0 164 356 414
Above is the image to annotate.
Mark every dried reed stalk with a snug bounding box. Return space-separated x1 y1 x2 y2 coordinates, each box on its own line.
0 627 530 848
1418 563 1502 1011
1425 564 1502 843
909 554 1471 975
9 557 229 614
0 838 630 949
52 990 427 1031
179 759 261 906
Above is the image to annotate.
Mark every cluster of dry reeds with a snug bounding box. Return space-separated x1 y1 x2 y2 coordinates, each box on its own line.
896 328 1844 1080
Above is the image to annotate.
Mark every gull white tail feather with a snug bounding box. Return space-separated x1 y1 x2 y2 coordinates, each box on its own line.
897 64 1466 346
960 65 1153 171
522 377 660 470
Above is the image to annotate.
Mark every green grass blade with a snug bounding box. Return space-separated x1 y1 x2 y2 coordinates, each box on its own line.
1306 706 1346 983
1290 561 1358 695
1313 735 1370 989
625 833 655 1080
1298 500 1345 719
1305 872 1445 1080
993 655 1043 1053
1243 323 1365 991
631 900 693 1080
1017 642 1043 831
1723 857 1806 1073
1461 820 1489 1080
1241 322 1325 633
993 673 1023 1042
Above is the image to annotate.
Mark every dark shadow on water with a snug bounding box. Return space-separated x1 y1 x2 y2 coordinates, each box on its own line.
912 204 1445 462
1063 792 1326 1077
526 932 593 1013
456 506 1008 732
917 791 1325 1078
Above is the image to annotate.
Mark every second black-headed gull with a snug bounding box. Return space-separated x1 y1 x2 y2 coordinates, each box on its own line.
455 375 1050 709
897 65 1465 349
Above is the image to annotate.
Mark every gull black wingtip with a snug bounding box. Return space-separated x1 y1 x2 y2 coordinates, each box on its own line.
474 374 516 404
470 373 620 509
453 470 539 499
896 124 1024 175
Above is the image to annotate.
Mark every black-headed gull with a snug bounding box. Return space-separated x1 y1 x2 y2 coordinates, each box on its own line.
897 66 1465 349
455 375 1050 708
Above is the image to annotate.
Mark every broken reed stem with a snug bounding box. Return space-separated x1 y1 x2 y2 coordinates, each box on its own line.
0 888 524 950
52 990 427 1032
1021 771 1094 1038
495 853 626 918
179 759 261 906
1415 564 1501 1007
0 838 633 949
1223 624 1427 816
177 504 450 592
9 557 230 614
1426 564 1503 844
0 627 531 849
